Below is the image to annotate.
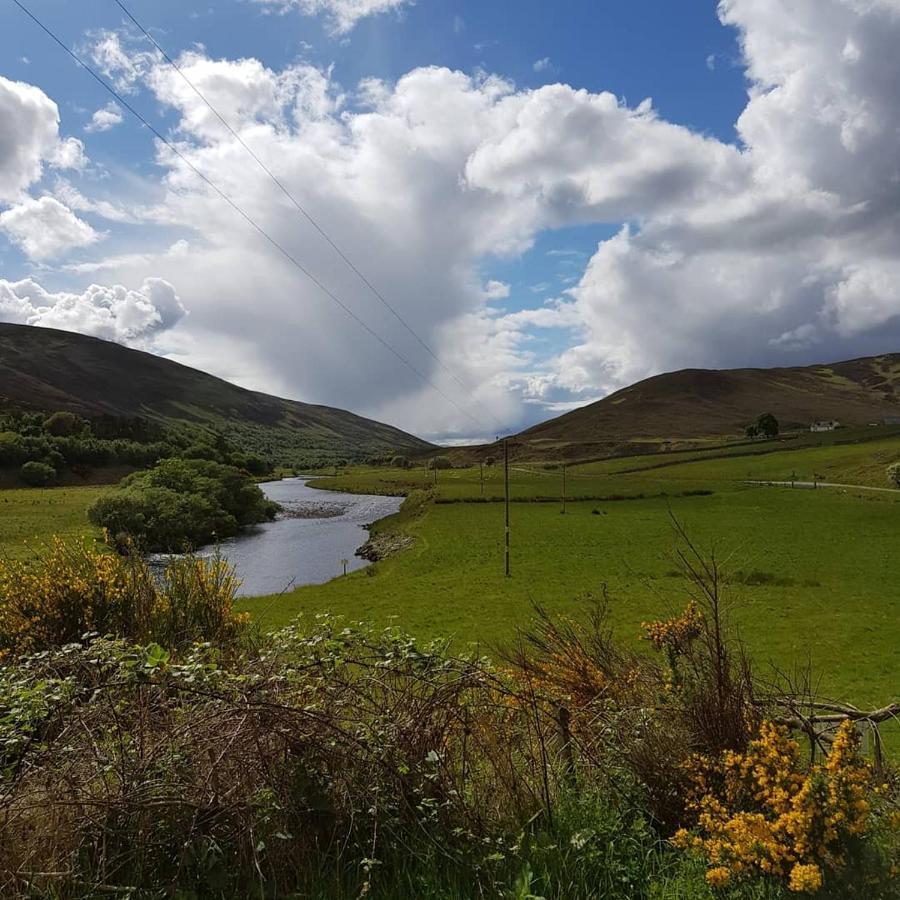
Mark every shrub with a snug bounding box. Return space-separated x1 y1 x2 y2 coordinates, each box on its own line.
0 539 246 661
0 431 26 467
888 462 900 487
19 460 56 487
43 411 83 437
428 455 452 470
390 455 410 468
88 458 278 551
674 720 882 895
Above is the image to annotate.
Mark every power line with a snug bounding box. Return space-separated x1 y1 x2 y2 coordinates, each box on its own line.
112 0 503 433
10 0 490 433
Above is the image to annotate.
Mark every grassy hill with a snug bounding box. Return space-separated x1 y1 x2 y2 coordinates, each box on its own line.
0 323 434 465
500 353 900 461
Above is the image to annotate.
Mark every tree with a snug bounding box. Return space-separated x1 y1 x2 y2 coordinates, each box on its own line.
43 411 83 437
428 456 452 470
756 413 779 439
88 458 278 552
20 460 56 487
391 455 410 469
888 462 900 488
484 456 497 467
744 424 759 439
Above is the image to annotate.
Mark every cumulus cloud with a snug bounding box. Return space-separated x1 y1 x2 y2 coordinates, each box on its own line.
252 0 412 34
484 279 510 299
85 101 124 133
39 3 900 436
0 75 85 203
533 0 900 398
533 57 552 73
0 277 186 346
0 196 99 260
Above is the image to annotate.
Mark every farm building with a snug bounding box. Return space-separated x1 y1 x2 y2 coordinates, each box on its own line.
885 416 900 426
810 420 839 432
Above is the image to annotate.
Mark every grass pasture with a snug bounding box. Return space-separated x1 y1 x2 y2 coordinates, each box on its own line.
241 433 900 726
0 485 102 560
1 433 897 729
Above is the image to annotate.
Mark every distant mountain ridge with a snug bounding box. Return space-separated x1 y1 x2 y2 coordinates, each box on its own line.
0 323 434 464
505 353 900 460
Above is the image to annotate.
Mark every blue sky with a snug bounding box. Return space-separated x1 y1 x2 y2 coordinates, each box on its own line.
1 0 899 440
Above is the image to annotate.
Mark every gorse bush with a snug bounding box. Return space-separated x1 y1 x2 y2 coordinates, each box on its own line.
674 720 889 895
88 457 279 551
0 539 247 662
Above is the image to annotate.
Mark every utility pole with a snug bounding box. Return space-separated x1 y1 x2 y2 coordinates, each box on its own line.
561 463 567 514
504 438 510 577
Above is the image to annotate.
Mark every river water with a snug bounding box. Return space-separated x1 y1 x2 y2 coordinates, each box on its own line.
153 477 403 597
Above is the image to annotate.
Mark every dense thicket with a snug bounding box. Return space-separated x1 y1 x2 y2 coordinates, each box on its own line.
0 410 271 485
87 458 279 551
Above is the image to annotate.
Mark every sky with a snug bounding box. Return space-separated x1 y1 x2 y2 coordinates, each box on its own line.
1 0 900 442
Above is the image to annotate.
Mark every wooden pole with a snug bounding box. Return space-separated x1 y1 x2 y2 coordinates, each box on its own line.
504 438 510 577
480 462 484 497
561 463 567 514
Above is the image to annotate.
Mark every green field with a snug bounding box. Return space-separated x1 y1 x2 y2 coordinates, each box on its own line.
2 434 898 722
0 485 102 560
236 435 900 723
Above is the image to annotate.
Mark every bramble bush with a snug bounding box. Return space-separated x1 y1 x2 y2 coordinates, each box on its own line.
0 527 895 898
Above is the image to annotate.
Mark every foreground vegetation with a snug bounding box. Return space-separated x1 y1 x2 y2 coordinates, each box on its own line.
0 542 896 897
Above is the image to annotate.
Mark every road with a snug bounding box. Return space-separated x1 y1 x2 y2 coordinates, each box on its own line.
746 480 900 494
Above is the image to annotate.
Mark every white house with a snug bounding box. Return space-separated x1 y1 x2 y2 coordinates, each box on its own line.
810 420 839 432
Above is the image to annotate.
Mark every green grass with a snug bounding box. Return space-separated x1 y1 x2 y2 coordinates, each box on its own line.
0 485 103 559
239 435 900 733
3 434 898 727
240 483 899 710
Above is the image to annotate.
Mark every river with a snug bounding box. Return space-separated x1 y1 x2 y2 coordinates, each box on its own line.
152 477 403 596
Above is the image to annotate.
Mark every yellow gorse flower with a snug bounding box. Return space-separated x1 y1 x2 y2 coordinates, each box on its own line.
0 539 245 658
677 720 875 893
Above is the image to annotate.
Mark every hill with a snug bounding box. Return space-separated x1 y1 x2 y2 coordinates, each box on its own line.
504 353 900 460
0 324 434 465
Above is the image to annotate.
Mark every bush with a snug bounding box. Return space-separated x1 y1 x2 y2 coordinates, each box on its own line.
391 455 410 469
0 431 26 467
19 460 56 487
43 410 83 437
88 458 278 551
888 462 900 487
0 539 246 661
428 455 452 470
0 608 895 899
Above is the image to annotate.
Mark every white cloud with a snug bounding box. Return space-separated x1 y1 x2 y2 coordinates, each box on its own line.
706 53 717 71
0 277 186 346
0 75 85 203
484 279 510 299
252 0 413 34
0 196 99 260
533 57 552 73
85 101 124 133
28 3 900 437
